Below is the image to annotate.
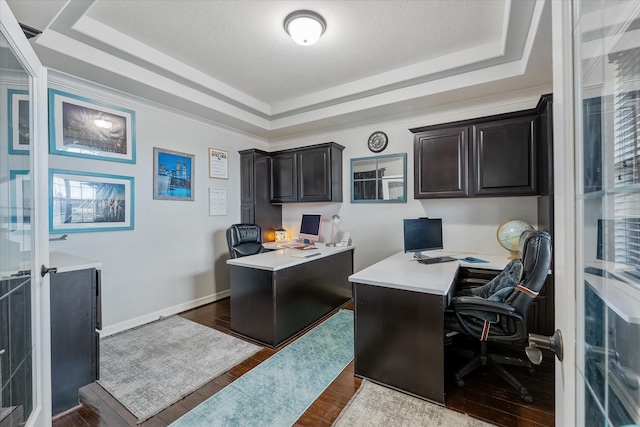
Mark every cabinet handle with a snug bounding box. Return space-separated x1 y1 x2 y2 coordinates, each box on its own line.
0 348 5 355
40 265 58 277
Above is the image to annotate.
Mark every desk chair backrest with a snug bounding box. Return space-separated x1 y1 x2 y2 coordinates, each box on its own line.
226 223 264 259
505 229 553 321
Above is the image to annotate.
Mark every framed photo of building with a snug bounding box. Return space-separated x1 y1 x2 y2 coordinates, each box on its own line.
49 169 135 233
8 89 30 155
48 89 136 163
153 147 195 201
9 170 31 230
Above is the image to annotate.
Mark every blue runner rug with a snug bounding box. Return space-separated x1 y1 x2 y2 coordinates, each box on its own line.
170 309 354 427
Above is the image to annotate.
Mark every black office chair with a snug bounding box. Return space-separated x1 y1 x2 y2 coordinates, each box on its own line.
444 229 552 403
226 223 265 259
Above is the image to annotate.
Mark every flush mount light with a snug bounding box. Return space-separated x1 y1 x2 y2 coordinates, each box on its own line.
284 10 326 46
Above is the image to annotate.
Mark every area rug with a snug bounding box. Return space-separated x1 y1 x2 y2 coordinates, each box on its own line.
97 316 261 423
333 379 495 427
170 309 354 427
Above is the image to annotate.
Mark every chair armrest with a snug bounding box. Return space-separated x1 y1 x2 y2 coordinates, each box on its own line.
451 296 517 316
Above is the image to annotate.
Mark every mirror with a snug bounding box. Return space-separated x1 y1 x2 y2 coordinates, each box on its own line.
351 153 407 203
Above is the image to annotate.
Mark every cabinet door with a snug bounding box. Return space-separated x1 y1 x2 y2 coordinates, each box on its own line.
414 127 469 198
298 147 332 202
271 152 297 203
472 115 539 196
240 153 254 203
50 268 97 414
241 203 255 224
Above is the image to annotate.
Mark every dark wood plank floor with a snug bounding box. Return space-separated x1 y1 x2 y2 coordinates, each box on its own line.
52 298 554 427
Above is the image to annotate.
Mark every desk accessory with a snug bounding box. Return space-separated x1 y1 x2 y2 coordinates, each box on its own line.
460 257 489 263
327 231 350 247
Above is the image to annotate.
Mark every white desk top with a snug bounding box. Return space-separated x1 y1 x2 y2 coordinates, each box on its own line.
348 250 510 296
226 245 354 271
50 251 103 273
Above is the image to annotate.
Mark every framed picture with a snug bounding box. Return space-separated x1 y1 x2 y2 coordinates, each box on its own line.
9 170 31 230
48 88 136 163
49 169 135 233
208 148 228 179
8 89 30 155
153 147 195 201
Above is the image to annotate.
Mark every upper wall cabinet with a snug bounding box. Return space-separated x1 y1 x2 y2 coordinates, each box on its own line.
411 96 549 199
472 115 539 197
270 142 344 203
414 126 469 198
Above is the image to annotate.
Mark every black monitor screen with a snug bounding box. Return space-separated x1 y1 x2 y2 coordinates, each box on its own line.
403 218 443 253
299 213 322 242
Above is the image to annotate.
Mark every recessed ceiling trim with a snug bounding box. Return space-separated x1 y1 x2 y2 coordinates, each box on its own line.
71 15 272 115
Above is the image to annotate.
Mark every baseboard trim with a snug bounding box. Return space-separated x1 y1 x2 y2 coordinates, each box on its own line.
99 290 230 337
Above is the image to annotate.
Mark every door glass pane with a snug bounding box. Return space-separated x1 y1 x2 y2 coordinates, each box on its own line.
577 1 640 425
0 31 33 423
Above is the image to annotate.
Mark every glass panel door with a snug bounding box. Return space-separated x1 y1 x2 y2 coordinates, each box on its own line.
0 30 34 424
576 1 640 425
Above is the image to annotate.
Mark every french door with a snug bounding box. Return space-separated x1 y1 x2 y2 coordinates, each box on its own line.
0 1 50 426
554 1 640 426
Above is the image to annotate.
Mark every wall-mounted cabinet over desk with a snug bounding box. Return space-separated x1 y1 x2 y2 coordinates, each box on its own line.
411 100 545 199
270 143 344 203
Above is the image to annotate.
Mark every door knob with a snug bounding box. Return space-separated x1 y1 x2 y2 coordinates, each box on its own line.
525 329 563 364
40 265 58 277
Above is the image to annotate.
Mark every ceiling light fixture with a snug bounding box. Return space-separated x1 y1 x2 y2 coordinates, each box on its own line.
284 10 326 46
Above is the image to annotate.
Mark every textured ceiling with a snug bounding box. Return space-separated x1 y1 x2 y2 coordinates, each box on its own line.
7 0 552 140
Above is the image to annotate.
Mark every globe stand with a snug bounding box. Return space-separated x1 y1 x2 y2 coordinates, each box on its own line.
506 250 519 260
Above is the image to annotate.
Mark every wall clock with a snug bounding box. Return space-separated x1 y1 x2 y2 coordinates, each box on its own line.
367 131 388 153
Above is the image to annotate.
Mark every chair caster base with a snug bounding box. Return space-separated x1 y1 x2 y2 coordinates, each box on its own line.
456 378 465 388
522 394 533 403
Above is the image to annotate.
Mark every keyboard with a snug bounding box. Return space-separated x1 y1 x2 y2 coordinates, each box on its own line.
283 242 307 249
417 256 457 265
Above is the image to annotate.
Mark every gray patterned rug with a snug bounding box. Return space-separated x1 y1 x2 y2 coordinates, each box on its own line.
333 380 495 426
97 316 261 423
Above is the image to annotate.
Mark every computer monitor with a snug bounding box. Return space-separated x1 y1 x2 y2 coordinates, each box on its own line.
299 213 322 243
403 218 443 256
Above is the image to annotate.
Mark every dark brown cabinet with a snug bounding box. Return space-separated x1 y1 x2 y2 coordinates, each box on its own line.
239 149 282 242
414 126 469 198
50 267 101 415
270 151 297 203
472 115 539 196
412 113 540 199
270 143 343 203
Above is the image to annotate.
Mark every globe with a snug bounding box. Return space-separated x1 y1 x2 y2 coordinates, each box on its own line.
497 220 533 258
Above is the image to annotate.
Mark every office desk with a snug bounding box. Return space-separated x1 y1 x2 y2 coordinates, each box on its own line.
227 245 354 348
348 250 508 404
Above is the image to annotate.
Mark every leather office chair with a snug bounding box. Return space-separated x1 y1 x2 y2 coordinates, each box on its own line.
226 223 265 259
444 229 552 403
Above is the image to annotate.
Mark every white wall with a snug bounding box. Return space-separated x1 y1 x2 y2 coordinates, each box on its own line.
276 88 549 271
46 73 267 335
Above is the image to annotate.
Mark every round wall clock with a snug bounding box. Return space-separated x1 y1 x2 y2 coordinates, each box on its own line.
368 131 388 153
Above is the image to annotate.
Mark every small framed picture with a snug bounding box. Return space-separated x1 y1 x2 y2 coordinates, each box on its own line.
48 89 136 163
8 89 30 155
208 148 228 179
153 147 195 201
9 170 31 230
49 169 135 233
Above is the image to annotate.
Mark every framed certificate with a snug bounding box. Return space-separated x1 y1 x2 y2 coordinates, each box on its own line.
209 148 228 179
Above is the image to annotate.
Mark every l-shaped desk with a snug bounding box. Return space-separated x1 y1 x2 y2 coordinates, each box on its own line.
349 250 509 404
227 245 354 348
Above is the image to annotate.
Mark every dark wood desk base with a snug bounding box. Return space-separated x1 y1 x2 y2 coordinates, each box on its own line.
230 249 353 348
353 282 446 404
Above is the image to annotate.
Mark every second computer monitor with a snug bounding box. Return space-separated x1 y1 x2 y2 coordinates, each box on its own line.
299 213 322 243
403 218 443 255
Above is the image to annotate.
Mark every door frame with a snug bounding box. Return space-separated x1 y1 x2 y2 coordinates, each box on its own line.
551 1 577 426
0 1 51 425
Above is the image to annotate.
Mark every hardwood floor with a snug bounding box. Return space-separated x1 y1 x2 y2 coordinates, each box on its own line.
52 298 554 427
